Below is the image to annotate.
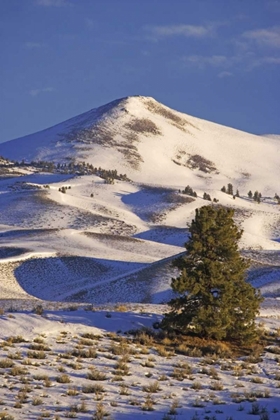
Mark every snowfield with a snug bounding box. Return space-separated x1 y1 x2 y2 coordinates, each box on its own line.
0 96 280 418
0 306 280 420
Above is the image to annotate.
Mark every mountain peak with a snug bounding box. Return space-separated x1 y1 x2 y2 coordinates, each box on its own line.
0 96 279 194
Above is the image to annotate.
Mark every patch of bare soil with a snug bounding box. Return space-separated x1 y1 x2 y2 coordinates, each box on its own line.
144 98 198 132
124 118 161 135
187 154 217 173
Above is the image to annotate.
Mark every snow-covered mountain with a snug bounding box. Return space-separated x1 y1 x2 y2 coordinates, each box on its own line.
1 97 280 420
1 95 280 193
1 96 280 306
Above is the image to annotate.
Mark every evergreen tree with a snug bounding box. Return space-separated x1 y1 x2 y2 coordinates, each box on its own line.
248 190 253 199
236 189 240 198
203 192 211 201
227 183 233 195
182 185 197 197
253 191 261 203
162 206 262 343
221 186 226 193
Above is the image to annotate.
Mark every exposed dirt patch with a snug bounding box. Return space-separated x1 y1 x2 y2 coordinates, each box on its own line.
187 154 217 173
124 118 161 135
144 99 198 133
116 142 143 171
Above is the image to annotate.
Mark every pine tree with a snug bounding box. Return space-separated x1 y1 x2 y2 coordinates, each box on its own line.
162 205 262 343
253 191 261 203
182 185 197 197
203 192 211 201
227 183 233 195
248 190 253 199
221 186 226 193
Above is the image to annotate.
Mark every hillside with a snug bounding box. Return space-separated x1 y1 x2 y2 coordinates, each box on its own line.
1 96 280 193
1 96 280 419
0 96 280 308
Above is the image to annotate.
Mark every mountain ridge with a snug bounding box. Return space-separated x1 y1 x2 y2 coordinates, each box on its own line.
0 96 280 193
1 96 280 306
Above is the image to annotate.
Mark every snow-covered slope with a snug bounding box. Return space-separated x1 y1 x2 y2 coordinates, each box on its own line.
1 96 280 194
1 169 280 305
1 97 280 420
0 96 280 307
0 304 280 420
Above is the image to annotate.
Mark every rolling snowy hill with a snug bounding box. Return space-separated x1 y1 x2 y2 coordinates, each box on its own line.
0 96 280 308
1 96 280 193
1 97 280 420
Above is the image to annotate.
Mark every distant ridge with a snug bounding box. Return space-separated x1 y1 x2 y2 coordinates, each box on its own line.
1 95 280 192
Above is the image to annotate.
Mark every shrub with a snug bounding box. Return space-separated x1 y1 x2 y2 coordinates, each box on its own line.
71 346 97 358
81 332 100 340
82 384 105 394
10 366 27 376
142 395 155 411
119 384 130 395
248 402 261 414
86 368 107 381
114 359 129 375
32 397 43 406
142 381 161 393
92 402 109 419
67 387 79 396
210 381 224 391
191 381 202 390
29 343 50 351
168 398 180 415
56 374 71 383
27 350 46 359
8 336 27 343
0 359 14 368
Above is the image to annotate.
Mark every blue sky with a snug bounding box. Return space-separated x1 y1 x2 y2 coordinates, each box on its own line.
1 0 280 143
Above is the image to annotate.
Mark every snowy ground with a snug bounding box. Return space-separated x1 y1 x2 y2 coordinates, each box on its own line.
1 171 280 306
0 305 279 420
1 102 280 419
0 172 280 419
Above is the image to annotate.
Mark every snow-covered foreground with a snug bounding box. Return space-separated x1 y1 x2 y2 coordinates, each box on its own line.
1 171 280 305
1 95 280 306
0 306 279 420
0 95 280 418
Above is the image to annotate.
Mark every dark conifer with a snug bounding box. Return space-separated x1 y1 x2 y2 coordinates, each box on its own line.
162 206 262 343
227 183 233 195
203 192 211 201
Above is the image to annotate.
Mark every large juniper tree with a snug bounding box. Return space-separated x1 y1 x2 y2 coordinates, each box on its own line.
163 205 262 343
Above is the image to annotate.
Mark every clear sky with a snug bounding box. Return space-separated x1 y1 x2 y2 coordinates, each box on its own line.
1 0 280 143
